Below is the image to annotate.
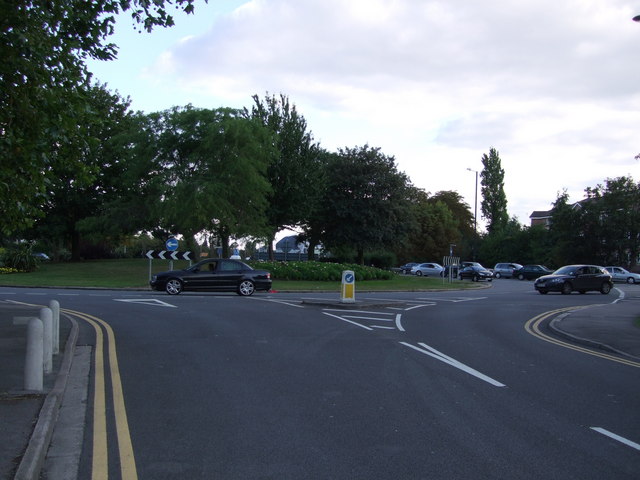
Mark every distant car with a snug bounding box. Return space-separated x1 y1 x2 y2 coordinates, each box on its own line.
458 265 493 282
604 266 640 284
441 264 460 278
514 264 553 280
534 265 612 295
493 263 523 279
32 252 50 261
411 262 444 276
150 258 272 296
399 262 420 274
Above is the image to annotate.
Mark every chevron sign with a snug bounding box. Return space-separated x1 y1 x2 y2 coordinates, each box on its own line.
145 250 192 260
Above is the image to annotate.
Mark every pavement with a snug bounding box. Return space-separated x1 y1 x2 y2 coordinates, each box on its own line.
1 291 639 480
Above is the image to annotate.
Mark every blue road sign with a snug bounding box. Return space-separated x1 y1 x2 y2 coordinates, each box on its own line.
166 238 179 251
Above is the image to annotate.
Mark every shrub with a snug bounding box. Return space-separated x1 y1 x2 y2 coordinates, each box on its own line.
3 243 38 272
251 260 394 281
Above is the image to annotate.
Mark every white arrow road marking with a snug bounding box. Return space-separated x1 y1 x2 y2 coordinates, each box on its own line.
323 310 405 331
416 296 487 302
114 299 177 308
591 427 640 451
400 341 506 387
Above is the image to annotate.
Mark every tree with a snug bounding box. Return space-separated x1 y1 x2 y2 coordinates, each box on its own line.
149 106 273 257
428 190 476 260
26 84 135 260
244 93 321 259
480 147 508 234
549 191 585 265
397 189 459 263
321 145 413 265
587 176 640 267
1 0 202 235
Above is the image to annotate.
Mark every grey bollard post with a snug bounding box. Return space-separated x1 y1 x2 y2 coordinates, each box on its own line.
24 318 44 391
49 300 60 355
40 307 53 374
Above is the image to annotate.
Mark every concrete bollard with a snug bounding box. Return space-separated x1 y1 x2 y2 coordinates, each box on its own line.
24 317 44 391
49 300 60 355
40 308 53 374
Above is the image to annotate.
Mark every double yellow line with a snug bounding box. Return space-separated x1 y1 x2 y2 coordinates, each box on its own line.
62 308 138 480
525 306 640 368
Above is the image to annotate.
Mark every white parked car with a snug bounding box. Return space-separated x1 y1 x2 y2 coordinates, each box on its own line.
604 266 640 284
411 262 444 276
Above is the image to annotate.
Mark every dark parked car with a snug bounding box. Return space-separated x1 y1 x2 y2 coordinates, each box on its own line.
514 264 553 280
534 265 612 295
150 258 272 296
458 265 493 282
399 262 419 274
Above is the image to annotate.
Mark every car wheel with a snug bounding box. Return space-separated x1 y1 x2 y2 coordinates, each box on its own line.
538 289 548 294
165 279 183 295
579 290 586 294
495 272 501 279
600 282 611 295
518 273 525 280
627 277 635 284
238 280 255 296
416 271 423 276
472 274 479 282
561 282 572 295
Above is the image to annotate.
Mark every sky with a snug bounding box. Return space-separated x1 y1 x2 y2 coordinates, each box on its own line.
86 0 640 237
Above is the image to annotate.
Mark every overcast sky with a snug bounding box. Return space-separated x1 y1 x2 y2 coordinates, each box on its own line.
87 0 640 234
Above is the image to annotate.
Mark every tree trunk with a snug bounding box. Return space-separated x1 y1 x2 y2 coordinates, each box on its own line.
357 246 364 265
267 231 276 261
70 229 81 261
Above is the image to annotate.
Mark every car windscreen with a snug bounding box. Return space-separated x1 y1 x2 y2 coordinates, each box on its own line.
553 266 576 275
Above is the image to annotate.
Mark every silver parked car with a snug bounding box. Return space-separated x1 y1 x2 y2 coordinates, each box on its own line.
411 262 444 276
493 262 523 279
604 266 640 284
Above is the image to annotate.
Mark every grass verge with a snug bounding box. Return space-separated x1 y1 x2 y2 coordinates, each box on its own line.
0 258 482 291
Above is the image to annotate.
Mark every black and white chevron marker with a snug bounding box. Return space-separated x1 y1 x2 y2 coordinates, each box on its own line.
145 250 192 260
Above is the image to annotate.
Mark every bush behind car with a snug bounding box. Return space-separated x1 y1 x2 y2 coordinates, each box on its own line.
254 261 394 281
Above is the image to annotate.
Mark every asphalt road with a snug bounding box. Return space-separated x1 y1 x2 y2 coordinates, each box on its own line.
4 280 639 479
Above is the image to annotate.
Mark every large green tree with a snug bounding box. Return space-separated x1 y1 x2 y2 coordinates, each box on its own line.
321 145 413 265
1 0 202 235
480 147 508 234
244 93 321 259
397 189 459 263
26 84 135 260
148 106 273 256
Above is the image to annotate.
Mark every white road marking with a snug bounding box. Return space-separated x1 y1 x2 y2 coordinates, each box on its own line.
322 312 372 330
395 313 405 332
400 341 506 387
114 299 177 308
416 296 487 302
254 298 305 308
591 427 640 451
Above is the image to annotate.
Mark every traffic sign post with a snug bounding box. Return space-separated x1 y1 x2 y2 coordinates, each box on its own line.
146 250 192 282
341 270 355 303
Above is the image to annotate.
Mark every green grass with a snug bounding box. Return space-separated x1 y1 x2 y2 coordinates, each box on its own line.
0 258 481 291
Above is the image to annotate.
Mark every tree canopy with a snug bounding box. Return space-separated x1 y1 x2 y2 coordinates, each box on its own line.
1 0 203 235
480 147 508 234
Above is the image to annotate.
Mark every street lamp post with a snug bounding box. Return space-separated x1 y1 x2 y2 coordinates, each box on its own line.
467 168 478 261
466 168 478 233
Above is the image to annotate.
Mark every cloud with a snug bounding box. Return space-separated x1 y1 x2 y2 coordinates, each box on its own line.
137 0 640 225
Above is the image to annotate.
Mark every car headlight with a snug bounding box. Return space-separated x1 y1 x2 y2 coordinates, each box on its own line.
548 278 563 284
151 275 157 282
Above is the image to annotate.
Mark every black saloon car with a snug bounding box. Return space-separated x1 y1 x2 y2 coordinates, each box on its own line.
150 258 272 296
514 264 553 280
534 265 612 295
458 265 493 282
